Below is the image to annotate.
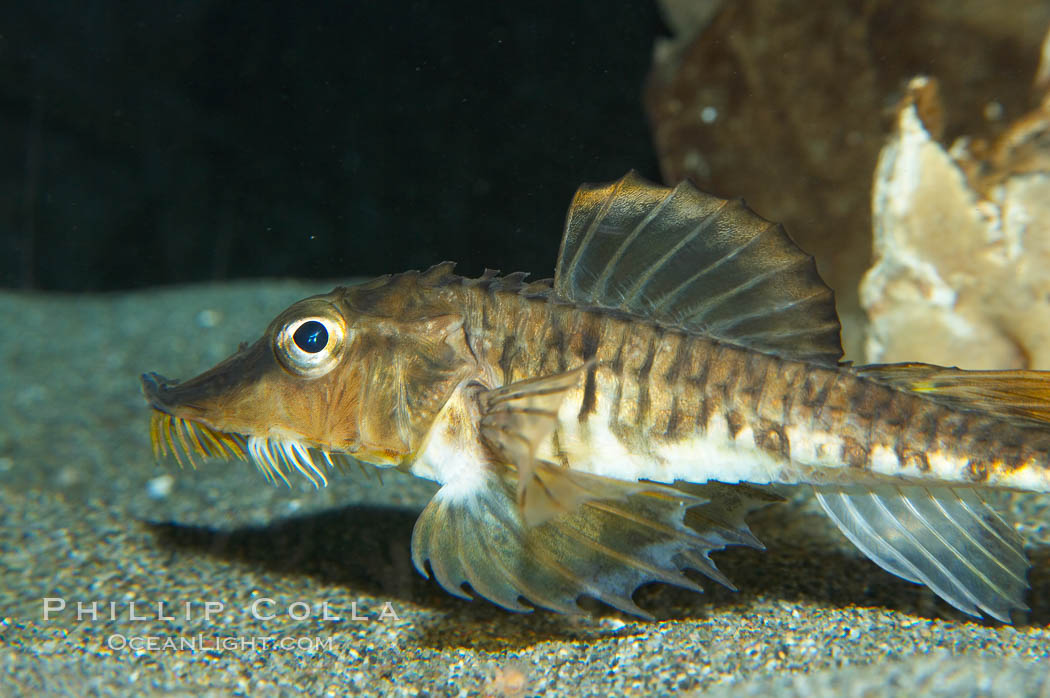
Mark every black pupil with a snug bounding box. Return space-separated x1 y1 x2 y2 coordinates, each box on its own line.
293 321 328 353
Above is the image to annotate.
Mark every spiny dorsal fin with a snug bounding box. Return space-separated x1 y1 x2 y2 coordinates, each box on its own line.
857 363 1050 428
555 171 842 363
410 469 771 617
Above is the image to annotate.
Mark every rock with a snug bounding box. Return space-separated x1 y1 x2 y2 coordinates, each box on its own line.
861 31 1050 368
644 0 1050 360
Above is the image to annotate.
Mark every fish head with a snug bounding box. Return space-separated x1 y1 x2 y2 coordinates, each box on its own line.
142 275 476 484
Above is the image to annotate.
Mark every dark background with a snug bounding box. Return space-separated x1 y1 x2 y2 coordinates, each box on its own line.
0 1 665 291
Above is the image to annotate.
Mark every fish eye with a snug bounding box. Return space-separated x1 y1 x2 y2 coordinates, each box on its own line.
293 320 328 353
274 310 348 378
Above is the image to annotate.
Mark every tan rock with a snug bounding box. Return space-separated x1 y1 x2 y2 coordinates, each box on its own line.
862 49 1050 368
644 0 1050 360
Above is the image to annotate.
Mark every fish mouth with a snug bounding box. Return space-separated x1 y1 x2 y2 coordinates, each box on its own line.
141 370 246 466
143 368 250 471
141 372 191 415
142 372 362 489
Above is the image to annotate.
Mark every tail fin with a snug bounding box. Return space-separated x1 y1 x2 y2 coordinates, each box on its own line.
410 462 777 617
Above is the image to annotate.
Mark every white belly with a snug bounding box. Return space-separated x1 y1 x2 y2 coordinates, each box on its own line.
540 390 794 485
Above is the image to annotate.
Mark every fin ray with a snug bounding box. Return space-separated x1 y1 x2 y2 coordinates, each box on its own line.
814 485 1029 622
858 363 1050 427
411 469 770 616
555 171 842 363
950 489 1029 567
867 490 986 611
479 366 593 525
907 490 1026 586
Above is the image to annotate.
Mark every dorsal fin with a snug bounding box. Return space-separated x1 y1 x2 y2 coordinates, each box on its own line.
554 171 843 363
857 363 1050 428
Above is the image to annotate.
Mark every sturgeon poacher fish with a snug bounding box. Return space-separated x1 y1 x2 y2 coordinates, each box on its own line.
143 172 1050 622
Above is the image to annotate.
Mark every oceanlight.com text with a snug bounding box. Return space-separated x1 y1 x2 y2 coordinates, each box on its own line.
106 633 335 653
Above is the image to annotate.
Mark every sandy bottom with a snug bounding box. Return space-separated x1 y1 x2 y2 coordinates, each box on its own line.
2 281 1050 696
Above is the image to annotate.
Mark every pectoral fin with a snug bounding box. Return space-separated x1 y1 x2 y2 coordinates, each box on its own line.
478 364 593 525
814 484 1029 622
410 468 773 616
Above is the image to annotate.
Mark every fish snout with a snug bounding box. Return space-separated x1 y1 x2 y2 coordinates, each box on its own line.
141 372 180 412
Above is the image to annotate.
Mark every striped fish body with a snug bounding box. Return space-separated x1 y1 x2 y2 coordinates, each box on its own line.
411 282 1050 495
544 319 1050 494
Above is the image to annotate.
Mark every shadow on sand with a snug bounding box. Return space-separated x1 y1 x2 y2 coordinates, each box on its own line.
145 504 1050 649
